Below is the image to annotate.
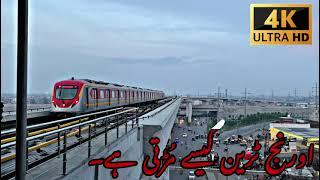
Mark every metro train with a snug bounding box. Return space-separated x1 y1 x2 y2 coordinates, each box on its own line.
51 78 165 114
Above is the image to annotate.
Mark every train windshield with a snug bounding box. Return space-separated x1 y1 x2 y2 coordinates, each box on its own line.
55 86 78 100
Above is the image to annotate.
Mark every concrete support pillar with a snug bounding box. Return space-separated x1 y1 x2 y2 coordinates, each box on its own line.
187 102 192 123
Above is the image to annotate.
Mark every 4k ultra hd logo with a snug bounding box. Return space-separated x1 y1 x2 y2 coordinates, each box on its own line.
250 4 312 45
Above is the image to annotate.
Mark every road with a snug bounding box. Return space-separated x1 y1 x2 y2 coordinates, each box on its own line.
169 117 269 180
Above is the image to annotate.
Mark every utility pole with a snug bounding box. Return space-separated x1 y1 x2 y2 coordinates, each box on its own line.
312 83 319 114
244 88 247 116
288 92 291 102
218 87 220 108
309 91 311 103
271 89 274 105
225 89 228 98
16 0 29 179
241 88 252 117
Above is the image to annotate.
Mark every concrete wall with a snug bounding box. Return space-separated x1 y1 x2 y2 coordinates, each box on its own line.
64 127 144 180
141 99 181 180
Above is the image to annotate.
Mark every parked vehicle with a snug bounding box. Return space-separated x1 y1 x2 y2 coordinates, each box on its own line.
224 137 230 144
188 171 195 180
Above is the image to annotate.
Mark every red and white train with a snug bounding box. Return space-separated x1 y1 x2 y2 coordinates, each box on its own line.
51 78 165 114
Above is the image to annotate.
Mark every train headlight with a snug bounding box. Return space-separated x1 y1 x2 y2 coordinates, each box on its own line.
52 100 56 107
71 99 79 108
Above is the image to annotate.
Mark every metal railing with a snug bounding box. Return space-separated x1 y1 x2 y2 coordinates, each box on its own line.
1 107 133 149
1 107 124 136
3 106 51 115
1 107 139 179
139 98 177 120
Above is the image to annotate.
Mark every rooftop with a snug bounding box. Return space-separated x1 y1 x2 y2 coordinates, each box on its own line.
276 127 319 139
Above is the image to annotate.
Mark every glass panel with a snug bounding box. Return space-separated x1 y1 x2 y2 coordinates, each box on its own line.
56 87 78 100
100 90 105 98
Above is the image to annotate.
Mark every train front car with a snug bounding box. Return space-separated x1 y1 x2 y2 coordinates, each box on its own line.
51 80 85 114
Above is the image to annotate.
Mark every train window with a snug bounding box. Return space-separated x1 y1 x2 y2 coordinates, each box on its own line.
56 86 78 100
111 90 115 98
100 89 105 99
90 89 98 99
105 89 109 98
120 91 123 98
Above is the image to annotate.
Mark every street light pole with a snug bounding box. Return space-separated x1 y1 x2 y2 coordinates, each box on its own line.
244 88 247 117
16 0 29 179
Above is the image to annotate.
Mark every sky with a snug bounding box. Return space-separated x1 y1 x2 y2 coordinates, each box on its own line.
1 0 319 96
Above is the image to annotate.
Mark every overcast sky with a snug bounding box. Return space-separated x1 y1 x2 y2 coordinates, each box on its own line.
1 0 319 96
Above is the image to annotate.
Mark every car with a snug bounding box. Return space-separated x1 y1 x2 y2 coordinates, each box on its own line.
215 141 220 147
240 140 247 146
174 138 180 143
224 138 230 144
179 156 182 162
188 171 195 180
188 127 192 131
182 133 187 138
192 137 195 141
224 146 228 152
203 141 207 145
